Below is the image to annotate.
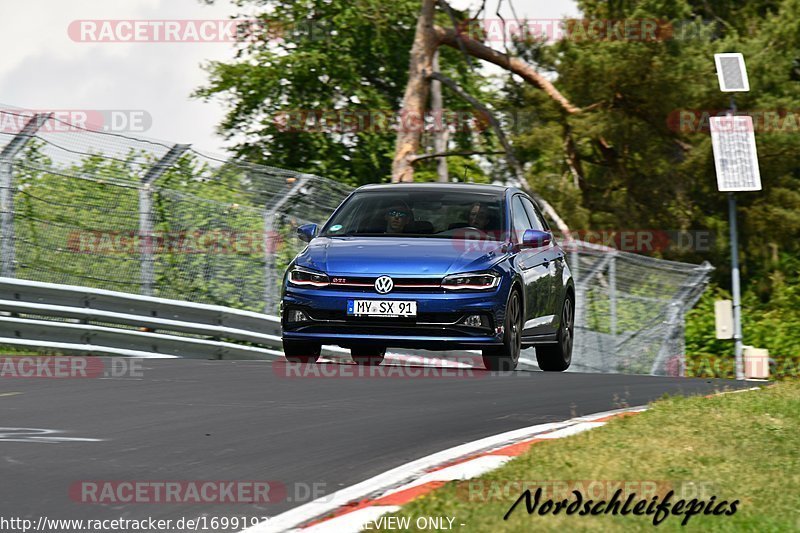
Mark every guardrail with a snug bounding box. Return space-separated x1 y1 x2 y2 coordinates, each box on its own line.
0 277 349 360
0 277 486 366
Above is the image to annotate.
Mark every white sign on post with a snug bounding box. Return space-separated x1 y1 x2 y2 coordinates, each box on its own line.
709 115 762 192
715 53 750 92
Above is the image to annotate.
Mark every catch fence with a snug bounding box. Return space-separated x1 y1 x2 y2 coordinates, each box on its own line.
0 105 710 374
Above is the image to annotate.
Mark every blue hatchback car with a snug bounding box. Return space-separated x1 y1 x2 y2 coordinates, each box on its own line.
281 183 574 371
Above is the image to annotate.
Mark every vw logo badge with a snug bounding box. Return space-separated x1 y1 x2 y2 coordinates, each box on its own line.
374 275 394 294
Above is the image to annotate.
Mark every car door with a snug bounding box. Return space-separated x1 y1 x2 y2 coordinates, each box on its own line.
520 196 563 334
510 195 553 337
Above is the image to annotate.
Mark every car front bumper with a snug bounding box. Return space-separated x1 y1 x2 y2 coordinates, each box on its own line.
281 285 508 349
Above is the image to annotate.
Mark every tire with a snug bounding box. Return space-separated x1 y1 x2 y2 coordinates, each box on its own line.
283 340 321 364
351 346 385 366
536 294 574 372
482 290 522 371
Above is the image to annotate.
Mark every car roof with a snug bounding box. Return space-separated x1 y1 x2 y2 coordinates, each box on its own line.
355 183 512 195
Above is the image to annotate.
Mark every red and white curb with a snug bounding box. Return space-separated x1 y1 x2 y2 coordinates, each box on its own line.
241 405 647 533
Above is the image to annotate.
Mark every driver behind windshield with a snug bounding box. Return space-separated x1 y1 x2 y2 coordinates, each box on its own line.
384 203 413 233
467 202 491 230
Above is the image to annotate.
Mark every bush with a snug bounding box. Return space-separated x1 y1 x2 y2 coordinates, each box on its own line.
685 266 800 379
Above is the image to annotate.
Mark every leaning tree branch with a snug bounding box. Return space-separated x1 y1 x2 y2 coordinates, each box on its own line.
433 25 580 115
429 71 522 177
436 0 474 69
410 150 506 162
430 71 571 235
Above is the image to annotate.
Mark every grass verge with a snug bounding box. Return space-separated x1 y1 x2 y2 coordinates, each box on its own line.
370 381 800 532
0 346 63 356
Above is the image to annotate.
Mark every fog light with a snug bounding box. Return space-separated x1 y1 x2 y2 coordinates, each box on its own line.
463 315 482 327
288 309 310 322
463 314 489 328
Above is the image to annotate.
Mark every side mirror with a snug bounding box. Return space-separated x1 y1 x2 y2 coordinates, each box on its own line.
521 229 552 248
297 223 318 243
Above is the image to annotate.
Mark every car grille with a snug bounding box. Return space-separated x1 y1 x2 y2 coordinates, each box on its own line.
326 276 444 293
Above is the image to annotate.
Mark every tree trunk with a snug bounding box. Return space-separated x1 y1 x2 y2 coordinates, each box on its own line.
389 1 577 235
391 0 438 183
430 51 449 182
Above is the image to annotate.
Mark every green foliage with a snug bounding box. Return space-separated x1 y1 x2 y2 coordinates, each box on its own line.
195 0 491 185
508 0 800 272
686 257 800 378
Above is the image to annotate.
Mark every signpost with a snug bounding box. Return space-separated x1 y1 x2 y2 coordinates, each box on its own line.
711 53 760 380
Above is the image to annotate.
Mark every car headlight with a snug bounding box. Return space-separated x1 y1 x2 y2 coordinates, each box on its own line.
288 266 330 288
441 271 501 290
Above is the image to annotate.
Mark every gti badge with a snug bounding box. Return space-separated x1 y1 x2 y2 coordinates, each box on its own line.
374 275 394 294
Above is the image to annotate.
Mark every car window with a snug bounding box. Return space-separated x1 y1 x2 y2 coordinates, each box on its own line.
320 190 506 239
511 196 533 239
520 196 546 231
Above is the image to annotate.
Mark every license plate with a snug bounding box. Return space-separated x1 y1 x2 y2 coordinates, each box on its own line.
347 300 417 317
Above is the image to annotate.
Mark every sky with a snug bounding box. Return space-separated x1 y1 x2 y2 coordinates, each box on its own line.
0 0 579 155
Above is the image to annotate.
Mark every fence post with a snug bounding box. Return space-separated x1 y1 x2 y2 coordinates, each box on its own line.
264 174 313 314
139 144 190 296
651 301 682 375
569 242 582 366
0 113 51 278
609 251 618 361
570 240 581 319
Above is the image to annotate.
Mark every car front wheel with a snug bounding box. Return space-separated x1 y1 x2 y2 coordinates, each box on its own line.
536 294 574 372
283 340 321 364
482 290 521 371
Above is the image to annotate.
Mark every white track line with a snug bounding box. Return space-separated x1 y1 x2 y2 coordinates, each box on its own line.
240 405 646 533
382 456 513 495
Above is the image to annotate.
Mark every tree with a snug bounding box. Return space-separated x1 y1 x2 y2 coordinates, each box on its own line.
389 0 582 233
196 0 486 186
508 0 800 291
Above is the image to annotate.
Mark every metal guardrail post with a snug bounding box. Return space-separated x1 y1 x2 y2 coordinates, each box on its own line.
139 144 190 296
0 113 51 277
263 174 312 314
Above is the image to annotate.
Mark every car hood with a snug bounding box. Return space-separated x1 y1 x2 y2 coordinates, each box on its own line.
295 237 507 276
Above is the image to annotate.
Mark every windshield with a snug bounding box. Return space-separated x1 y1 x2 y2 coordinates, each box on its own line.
320 190 506 239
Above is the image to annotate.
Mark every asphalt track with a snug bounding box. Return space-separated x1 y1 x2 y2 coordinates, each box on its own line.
0 357 751 527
